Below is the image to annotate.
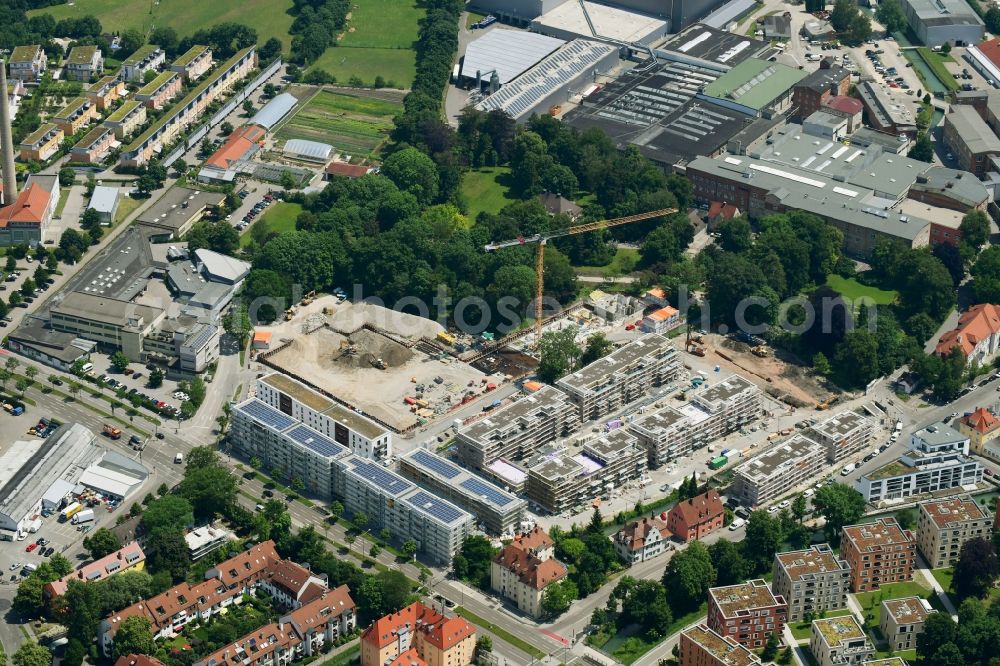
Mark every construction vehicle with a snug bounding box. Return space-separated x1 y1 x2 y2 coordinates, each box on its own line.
689 346 706 357
437 331 457 346
751 346 769 357
102 424 122 439
300 290 317 306
708 456 728 470
370 357 387 370
284 307 296 321
484 207 677 345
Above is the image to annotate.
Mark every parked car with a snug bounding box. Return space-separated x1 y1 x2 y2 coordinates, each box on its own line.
729 517 746 531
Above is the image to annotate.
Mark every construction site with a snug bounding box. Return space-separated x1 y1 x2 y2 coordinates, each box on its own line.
256 296 500 432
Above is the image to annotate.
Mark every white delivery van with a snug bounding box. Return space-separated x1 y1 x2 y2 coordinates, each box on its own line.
174 453 184 464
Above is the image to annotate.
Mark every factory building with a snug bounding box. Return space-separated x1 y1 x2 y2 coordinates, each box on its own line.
899 0 983 46
530 1 669 44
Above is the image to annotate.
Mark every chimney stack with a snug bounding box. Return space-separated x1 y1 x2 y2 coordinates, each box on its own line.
0 59 17 203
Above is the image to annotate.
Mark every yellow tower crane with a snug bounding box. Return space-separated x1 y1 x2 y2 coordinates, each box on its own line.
484 207 677 345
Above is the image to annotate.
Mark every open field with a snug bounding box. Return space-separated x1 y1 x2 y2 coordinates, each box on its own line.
308 48 416 89
240 202 301 248
28 0 294 52
461 168 516 219
575 248 640 277
275 88 400 157
113 194 143 226
824 275 898 306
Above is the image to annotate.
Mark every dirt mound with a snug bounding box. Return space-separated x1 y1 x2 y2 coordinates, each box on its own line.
333 328 414 369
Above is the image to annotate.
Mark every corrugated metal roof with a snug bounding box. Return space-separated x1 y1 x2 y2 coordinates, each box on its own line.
282 139 332 160
462 29 565 84
250 93 298 130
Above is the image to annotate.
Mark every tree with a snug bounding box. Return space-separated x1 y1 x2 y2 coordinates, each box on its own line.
941 41 952 55
792 494 808 523
717 216 753 253
402 539 418 559
135 174 159 196
110 351 129 372
454 535 497 589
172 158 187 176
953 537 1000 599
813 352 832 377
12 643 51 666
894 507 916 530
113 615 156 659
834 329 881 388
477 635 493 654
742 510 784 572
846 11 872 44
538 327 582 383
242 99 255 115
141 495 194 537
177 466 237 521
960 209 990 256
220 121 234 135
382 147 439 205
83 527 121 559
813 484 866 543
876 0 908 32
223 302 253 345
353 511 369 531
144 529 190 582
831 0 858 31
761 634 780 661
580 332 614 365
58 166 75 187
119 29 145 58
709 540 749 586
663 541 716 612
279 170 297 191
909 132 934 162
987 5 1000 33
148 367 164 388
541 578 578 617
260 37 283 61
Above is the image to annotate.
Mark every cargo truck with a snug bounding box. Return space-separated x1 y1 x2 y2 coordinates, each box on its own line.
72 509 95 525
103 424 122 439
60 502 82 521
708 455 728 470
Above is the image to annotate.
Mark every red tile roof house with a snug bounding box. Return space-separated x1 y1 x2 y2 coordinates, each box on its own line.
613 516 673 563
360 602 476 666
115 656 167 666
935 303 1000 365
490 528 568 618
666 489 725 542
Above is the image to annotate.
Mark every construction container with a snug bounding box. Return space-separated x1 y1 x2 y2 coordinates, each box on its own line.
709 456 728 470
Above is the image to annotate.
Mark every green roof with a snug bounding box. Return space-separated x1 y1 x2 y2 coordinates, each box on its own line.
136 71 178 96
702 58 807 112
121 44 160 66
54 97 90 119
172 45 210 67
74 124 112 149
88 75 119 93
67 45 98 65
124 46 254 153
867 459 916 481
9 45 41 63
22 123 60 145
106 100 143 123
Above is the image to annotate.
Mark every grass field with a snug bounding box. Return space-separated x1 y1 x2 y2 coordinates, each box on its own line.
575 248 640 277
240 202 301 248
915 47 960 92
461 167 516 219
825 275 898 306
308 48 415 89
113 194 143 226
28 0 294 53
932 568 954 594
275 89 400 156
855 581 933 627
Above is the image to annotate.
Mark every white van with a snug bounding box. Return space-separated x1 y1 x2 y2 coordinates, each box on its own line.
80 362 94 374
174 453 183 464
841 463 857 476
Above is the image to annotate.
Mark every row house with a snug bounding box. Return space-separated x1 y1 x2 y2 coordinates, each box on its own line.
70 125 117 164
135 71 182 110
53 97 97 136
103 101 147 140
121 45 165 83
87 76 126 111
170 45 213 81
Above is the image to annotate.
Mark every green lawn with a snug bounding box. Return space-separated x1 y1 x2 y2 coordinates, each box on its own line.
29 0 295 54
575 248 640 277
599 605 708 665
113 194 143 226
453 607 545 659
915 47 960 92
854 581 934 632
53 187 71 219
825 275 898 306
931 568 954 594
241 202 302 247
789 609 853 641
275 88 400 156
461 167 516 219
308 47 416 89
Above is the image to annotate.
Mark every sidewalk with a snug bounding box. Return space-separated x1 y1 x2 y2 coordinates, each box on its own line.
914 554 959 620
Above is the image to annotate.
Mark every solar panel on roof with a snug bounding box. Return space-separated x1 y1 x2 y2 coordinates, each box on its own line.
459 476 514 507
286 424 342 458
406 490 466 523
238 400 296 431
350 461 413 495
411 450 461 479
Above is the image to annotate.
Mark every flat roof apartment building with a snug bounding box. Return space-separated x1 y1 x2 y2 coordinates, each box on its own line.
397 448 526 534
707 580 787 649
456 385 576 470
679 624 761 666
556 334 681 422
135 72 182 110
64 45 103 82
772 544 851 622
809 615 874 666
87 76 126 111
20 123 62 162
732 434 826 507
332 454 474 565
103 101 146 140
917 494 992 568
170 45 213 81
52 97 97 136
8 45 46 81
805 410 876 463
879 597 932 653
524 429 648 514
254 373 391 461
630 374 761 468
841 518 916 592
121 45 165 82
71 125 116 164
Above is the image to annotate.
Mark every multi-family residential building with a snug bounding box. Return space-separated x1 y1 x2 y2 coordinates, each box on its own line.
193 587 356 666
9 45 47 80
64 45 103 82
184 525 234 561
491 528 568 618
613 516 672 563
916 494 993 568
942 105 1000 178
103 101 147 139
121 47 255 167
556 334 680 422
135 71 182 110
70 125 116 164
810 615 874 666
935 303 1000 365
456 385 576 470
706 580 787 649
956 407 1000 458
121 45 165 82
772 544 851 622
666 489 725 542
254 373 391 460
170 45 213 81
44 543 145 597
679 624 762 666
19 123 63 162
841 518 916 592
333 454 473 565
857 424 982 503
397 448 526 535
257 559 329 609
879 597 932 652
86 76 126 111
53 97 97 136
630 374 761 468
863 658 907 666
731 434 826 506
805 410 876 463
360 602 476 666
525 429 647 514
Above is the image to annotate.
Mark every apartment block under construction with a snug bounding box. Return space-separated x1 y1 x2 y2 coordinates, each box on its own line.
455 385 577 470
556 334 681 422
630 374 762 467
524 429 648 514
804 409 876 463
